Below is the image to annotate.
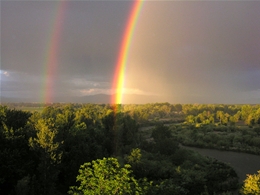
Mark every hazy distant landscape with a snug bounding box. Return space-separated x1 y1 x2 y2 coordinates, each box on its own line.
0 94 166 104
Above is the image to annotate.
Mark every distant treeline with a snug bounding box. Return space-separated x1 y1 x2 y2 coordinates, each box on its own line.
3 102 260 126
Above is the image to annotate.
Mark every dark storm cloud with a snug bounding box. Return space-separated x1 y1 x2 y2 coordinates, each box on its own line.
2 1 129 76
1 1 131 102
126 1 260 103
1 1 260 103
58 1 131 77
2 1 54 74
0 70 43 100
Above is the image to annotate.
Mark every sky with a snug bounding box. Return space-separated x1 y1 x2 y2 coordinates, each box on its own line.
1 0 260 104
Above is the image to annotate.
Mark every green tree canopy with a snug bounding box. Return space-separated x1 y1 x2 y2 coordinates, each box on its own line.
68 157 143 195
241 170 260 195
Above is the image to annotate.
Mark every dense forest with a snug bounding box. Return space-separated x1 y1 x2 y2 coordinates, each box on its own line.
1 103 260 194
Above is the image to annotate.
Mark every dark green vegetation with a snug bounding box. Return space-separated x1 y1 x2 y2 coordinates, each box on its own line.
174 105 260 155
2 103 260 194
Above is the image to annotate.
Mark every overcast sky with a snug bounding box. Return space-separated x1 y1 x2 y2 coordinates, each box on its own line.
1 0 260 104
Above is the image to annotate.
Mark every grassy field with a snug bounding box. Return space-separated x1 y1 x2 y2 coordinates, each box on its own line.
1 102 48 112
16 106 44 112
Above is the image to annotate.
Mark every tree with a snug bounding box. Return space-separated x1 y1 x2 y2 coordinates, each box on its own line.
216 111 229 125
29 118 62 195
0 107 34 194
126 148 142 165
151 124 172 142
68 157 143 195
241 170 260 195
185 115 195 124
174 104 182 112
196 113 205 123
241 105 253 121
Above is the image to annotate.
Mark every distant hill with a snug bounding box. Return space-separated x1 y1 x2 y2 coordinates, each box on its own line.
1 96 36 103
76 93 164 104
77 94 111 103
0 94 165 104
0 94 111 104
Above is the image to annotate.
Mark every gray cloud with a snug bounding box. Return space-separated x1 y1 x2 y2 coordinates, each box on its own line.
125 1 260 103
1 1 260 103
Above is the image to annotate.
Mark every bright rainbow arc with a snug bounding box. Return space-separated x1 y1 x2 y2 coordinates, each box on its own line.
43 1 67 104
111 0 144 104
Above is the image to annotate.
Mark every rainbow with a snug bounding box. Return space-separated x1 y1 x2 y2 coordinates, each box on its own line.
111 0 144 104
42 1 67 104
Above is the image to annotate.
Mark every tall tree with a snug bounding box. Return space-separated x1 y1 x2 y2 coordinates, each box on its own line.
0 106 33 194
29 118 62 195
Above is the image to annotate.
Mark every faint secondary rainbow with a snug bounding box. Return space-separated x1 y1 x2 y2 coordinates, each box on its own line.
42 1 67 104
111 0 144 104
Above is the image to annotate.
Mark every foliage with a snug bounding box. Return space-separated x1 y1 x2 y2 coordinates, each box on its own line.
241 170 260 195
174 123 260 154
0 106 34 194
28 118 62 195
126 148 142 165
68 157 143 195
151 124 172 141
0 103 247 194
